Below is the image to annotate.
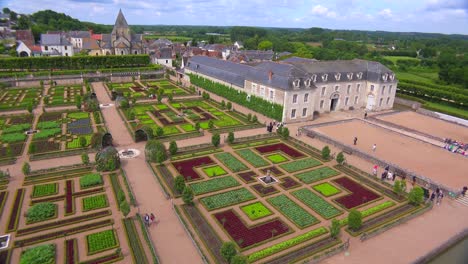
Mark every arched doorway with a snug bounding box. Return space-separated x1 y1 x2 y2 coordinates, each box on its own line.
135 129 148 142
102 133 113 148
19 51 29 57
366 94 375 110
330 93 340 111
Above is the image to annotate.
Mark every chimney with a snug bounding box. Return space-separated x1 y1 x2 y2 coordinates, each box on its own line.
268 70 273 81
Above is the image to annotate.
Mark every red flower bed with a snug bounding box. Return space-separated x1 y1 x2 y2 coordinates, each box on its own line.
252 184 278 196
132 86 145 92
280 177 300 189
152 111 162 117
260 166 284 176
333 177 380 209
31 195 65 204
81 253 122 264
32 140 61 154
0 143 24 157
172 156 214 181
200 112 214 121
6 188 24 232
214 210 289 248
65 239 76 264
65 180 74 214
255 143 305 158
189 106 203 113
237 171 257 183
158 117 171 125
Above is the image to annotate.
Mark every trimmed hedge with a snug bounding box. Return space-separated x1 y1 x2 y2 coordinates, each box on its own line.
189 74 283 120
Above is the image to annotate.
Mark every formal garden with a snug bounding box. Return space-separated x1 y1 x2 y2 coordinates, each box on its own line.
106 79 191 101
0 114 34 163
45 85 84 107
149 136 429 263
0 87 41 111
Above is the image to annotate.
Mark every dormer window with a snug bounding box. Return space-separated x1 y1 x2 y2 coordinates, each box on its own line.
293 79 300 88
382 73 388 81
312 74 317 82
347 73 353 80
335 73 341 81
322 74 328 82
305 78 311 87
389 74 395 81
357 72 363 79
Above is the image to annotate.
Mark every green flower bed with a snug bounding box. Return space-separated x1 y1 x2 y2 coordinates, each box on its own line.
32 183 58 198
235 149 269 167
247 227 328 262
26 202 57 223
266 153 288 164
241 202 272 220
279 158 321 173
0 132 26 143
66 135 92 149
87 229 119 255
33 128 62 140
295 167 340 184
180 124 196 132
68 112 90 119
339 200 396 226
202 165 227 177
268 194 319 228
200 188 255 211
79 173 103 189
20 244 55 264
2 123 31 133
214 153 248 172
37 121 60 129
292 188 342 219
170 103 181 109
83 194 109 211
190 176 240 195
162 125 180 135
155 104 168 110
312 182 341 197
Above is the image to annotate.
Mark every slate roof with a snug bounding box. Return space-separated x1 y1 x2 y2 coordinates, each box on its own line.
82 38 100 50
283 56 318 64
157 47 172 59
69 31 91 38
187 56 396 91
113 9 129 29
41 34 71 46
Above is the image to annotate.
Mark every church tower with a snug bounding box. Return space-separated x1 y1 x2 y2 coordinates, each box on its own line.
111 9 131 43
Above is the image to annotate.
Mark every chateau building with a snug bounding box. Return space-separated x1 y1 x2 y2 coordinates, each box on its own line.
185 56 397 123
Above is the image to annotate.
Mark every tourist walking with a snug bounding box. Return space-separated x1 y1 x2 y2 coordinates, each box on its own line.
364 111 368 119
372 144 377 152
372 165 378 176
353 137 358 145
144 213 150 227
430 192 436 203
462 186 468 196
437 191 444 205
392 172 397 181
150 213 156 225
387 171 393 180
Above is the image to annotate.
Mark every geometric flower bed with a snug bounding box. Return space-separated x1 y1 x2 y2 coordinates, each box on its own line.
235 149 269 167
237 171 257 183
295 167 341 184
279 158 322 173
172 156 215 181
339 200 396 225
86 229 119 255
82 194 109 211
333 177 381 209
214 209 290 248
260 166 284 176
200 188 256 211
214 153 248 172
32 183 58 198
267 194 319 228
189 176 240 195
292 188 342 219
279 177 300 189
202 165 227 177
266 154 288 164
0 87 41 111
255 143 305 158
46 85 83 106
312 182 341 197
240 202 273 220
251 184 279 197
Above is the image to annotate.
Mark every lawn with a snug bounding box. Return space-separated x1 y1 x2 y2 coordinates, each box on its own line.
241 202 273 220
202 165 227 177
312 182 341 197
266 154 288 164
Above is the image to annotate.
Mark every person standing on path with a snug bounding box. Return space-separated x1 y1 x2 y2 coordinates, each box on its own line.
150 213 156 225
372 144 377 152
144 213 150 227
364 111 368 119
372 164 378 176
353 137 358 145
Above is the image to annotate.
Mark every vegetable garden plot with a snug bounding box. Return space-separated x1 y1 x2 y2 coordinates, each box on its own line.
333 177 381 209
0 87 41 111
172 156 215 181
255 143 305 158
46 85 83 106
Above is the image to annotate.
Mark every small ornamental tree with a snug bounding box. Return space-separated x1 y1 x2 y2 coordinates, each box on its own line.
120 98 129 109
230 255 248 264
174 175 186 194
169 141 178 155
182 186 194 205
408 186 424 205
145 140 167 164
227 131 235 144
79 136 87 148
212 133 221 147
167 93 173 102
76 95 82 110
348 209 362 231
117 189 126 204
81 152 90 165
276 126 283 136
95 147 120 171
22 162 31 175
226 101 232 111
221 100 226 109
322 146 331 160
208 120 214 129
120 200 130 218
27 103 33 113
247 113 252 122
336 152 345 164
155 126 164 138
157 93 163 103
330 219 341 238
252 115 258 123
281 127 289 139
393 180 406 197
195 122 200 131
220 242 238 263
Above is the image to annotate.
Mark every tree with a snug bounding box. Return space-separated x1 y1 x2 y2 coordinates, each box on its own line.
79 136 87 148
155 126 164 138
76 95 82 110
27 103 33 113
174 175 186 194
281 127 289 139
167 93 173 102
322 146 331 159
117 189 126 204
227 131 235 144
408 186 424 205
330 219 341 238
119 98 129 109
120 200 130 218
145 140 167 164
336 152 345 164
157 93 163 103
208 120 214 129
247 113 252 122
251 115 258 123
195 122 200 131
393 180 406 197
226 101 232 111
258 40 273 50
212 133 221 147
169 141 178 155
95 147 120 171
221 100 226 109
81 152 89 165
220 242 238 263
230 255 248 264
182 186 194 205
348 209 362 231
22 162 31 175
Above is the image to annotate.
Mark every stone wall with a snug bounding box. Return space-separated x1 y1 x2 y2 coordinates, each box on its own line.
394 97 422 110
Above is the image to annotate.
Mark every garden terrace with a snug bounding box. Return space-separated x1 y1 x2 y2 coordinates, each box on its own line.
279 158 322 173
45 85 84 106
0 87 41 111
146 79 190 96
214 152 248 172
255 143 305 158
333 177 382 209
214 209 290 249
200 188 256 210
189 176 240 195
108 82 148 99
172 156 215 181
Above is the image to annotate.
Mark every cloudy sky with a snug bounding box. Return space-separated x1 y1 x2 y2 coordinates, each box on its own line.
1 0 468 34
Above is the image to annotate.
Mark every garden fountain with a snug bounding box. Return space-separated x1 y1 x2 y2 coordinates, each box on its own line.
258 170 279 185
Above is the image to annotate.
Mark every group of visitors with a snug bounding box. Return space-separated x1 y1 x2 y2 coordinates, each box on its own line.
430 188 445 205
372 164 397 182
144 213 156 227
267 121 285 133
443 138 468 157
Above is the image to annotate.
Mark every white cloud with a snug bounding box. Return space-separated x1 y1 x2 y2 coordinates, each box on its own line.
378 8 393 19
311 4 337 18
